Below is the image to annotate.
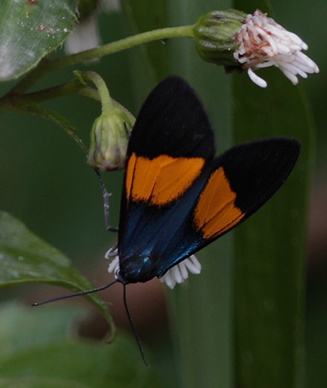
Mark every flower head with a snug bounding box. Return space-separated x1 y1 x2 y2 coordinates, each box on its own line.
105 250 202 289
233 9 319 87
159 255 202 289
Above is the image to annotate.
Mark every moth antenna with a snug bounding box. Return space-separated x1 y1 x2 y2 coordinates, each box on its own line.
123 284 149 367
32 280 118 306
95 169 118 233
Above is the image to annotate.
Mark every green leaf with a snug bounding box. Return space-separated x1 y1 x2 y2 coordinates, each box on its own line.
0 378 90 388
2 339 160 388
0 377 88 388
0 303 161 388
233 71 312 388
0 303 88 356
232 2 313 387
0 0 78 81
0 211 114 332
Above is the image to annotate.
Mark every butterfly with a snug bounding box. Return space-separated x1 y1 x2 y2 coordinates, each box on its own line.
107 75 301 288
34 76 301 364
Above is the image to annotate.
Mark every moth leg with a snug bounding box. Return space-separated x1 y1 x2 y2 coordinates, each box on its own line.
95 170 118 233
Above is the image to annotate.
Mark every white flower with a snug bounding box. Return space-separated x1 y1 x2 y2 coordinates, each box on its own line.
106 255 120 275
105 244 119 277
105 248 202 289
233 9 319 88
159 255 202 289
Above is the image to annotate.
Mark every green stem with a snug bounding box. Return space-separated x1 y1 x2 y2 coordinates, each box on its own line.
80 71 135 124
13 25 195 93
0 76 135 125
0 77 90 114
82 71 114 114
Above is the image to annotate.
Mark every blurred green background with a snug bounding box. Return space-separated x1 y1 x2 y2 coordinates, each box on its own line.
0 1 325 387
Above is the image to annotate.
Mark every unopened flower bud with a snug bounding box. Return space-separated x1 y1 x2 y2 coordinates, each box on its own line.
87 108 132 171
193 9 246 67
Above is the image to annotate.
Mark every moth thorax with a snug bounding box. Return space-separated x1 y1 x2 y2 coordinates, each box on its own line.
119 254 158 283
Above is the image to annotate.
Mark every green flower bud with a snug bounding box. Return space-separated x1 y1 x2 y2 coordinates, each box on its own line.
193 9 247 68
87 108 132 171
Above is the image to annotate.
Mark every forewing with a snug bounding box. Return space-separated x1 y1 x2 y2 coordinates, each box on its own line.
126 75 216 160
118 76 216 272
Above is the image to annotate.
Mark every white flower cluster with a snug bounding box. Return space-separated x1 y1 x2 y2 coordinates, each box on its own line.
234 10 319 88
159 255 202 289
105 248 202 289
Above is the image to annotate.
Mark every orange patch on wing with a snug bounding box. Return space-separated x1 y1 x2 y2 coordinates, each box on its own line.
194 167 245 239
126 153 205 206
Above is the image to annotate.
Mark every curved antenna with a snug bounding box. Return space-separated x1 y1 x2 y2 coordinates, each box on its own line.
32 280 149 366
123 284 149 367
32 280 118 306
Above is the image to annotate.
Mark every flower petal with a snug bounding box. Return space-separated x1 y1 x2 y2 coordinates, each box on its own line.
234 9 319 87
160 255 202 288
